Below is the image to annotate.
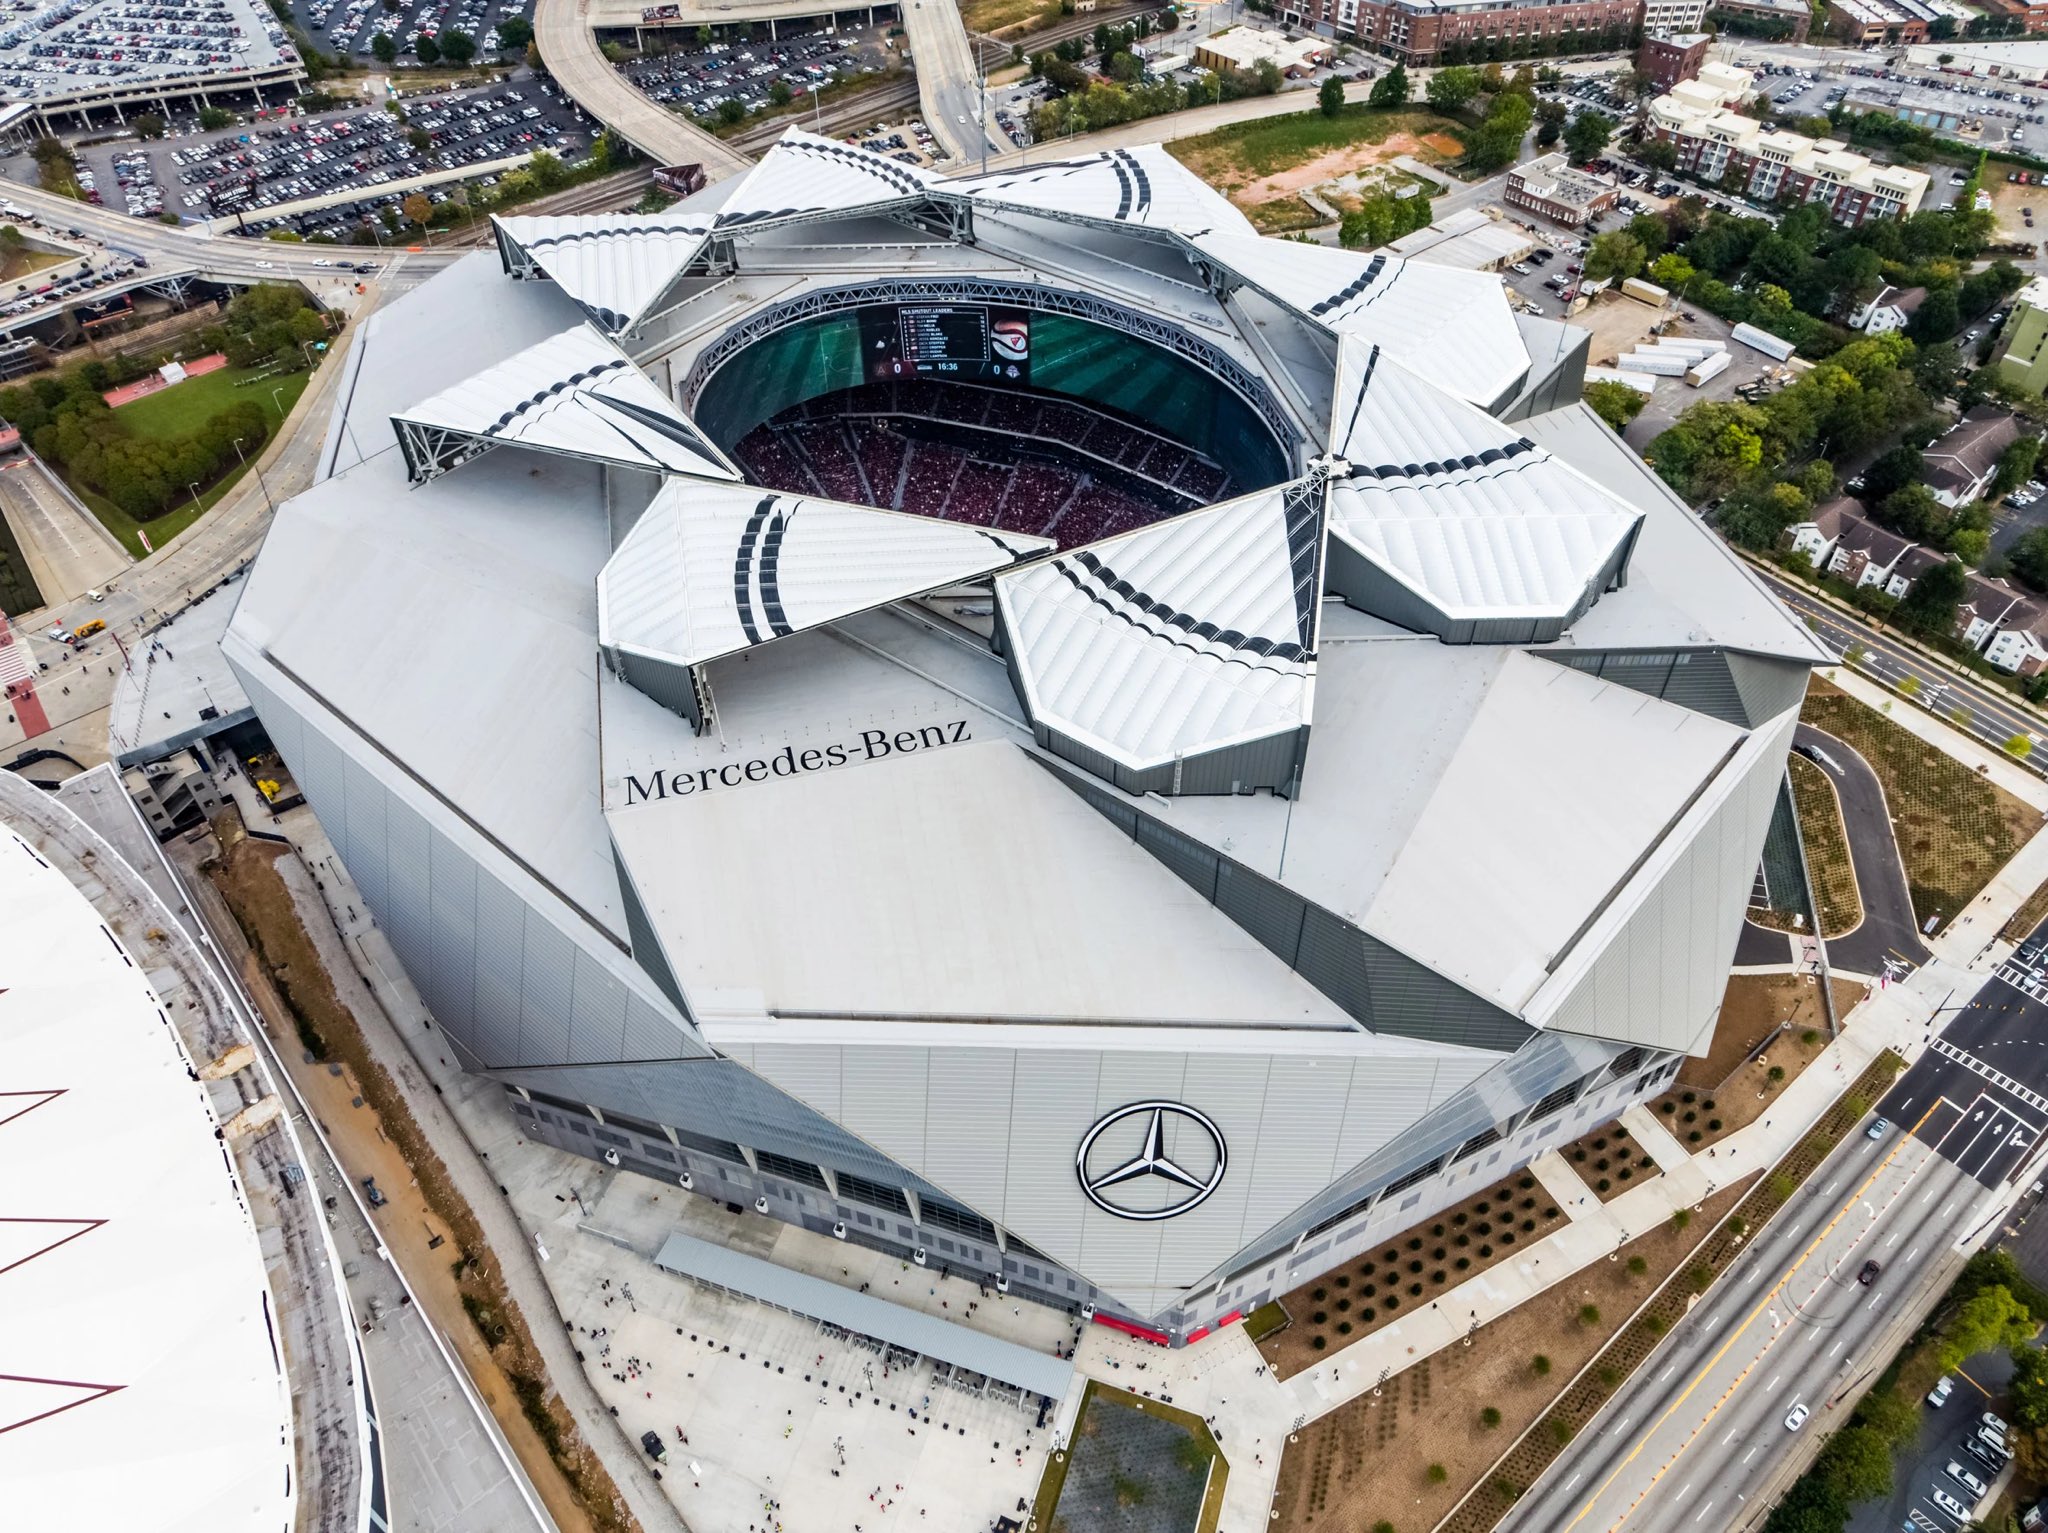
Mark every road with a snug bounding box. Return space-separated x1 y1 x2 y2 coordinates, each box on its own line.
1794 722 1931 978
0 457 128 609
1760 569 2048 770
898 0 1008 166
1507 942 2048 1533
534 0 756 177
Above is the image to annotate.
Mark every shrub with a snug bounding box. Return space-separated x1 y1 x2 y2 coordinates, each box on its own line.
1431 1270 1447 1284
1802 1028 1820 1045
1455 1257 1471 1270
1682 1091 1697 1105
1533 1353 1552 1376
1336 1274 1351 1288
1689 1263 1711 1293
1598 1365 1621 1386
1769 1172 1796 1201
1481 1407 1502 1429
1573 1148 1589 1162
1702 1099 1715 1111
1768 1065 1786 1084
1433 1246 1448 1260
1643 1314 1668 1336
1313 1310 1329 1324
1659 1100 1677 1114
1545 1206 1560 1219
1312 1335 1328 1350
1551 1418 1573 1445
1454 1212 1469 1226
1360 1306 1376 1321
1432 1222 1446 1237
1409 1282 1423 1296
1597 1178 1612 1191
1708 1120 1723 1132
1428 1462 1449 1484
1687 1130 1703 1143
1336 1298 1351 1313
1337 1320 1354 1335
1374 1523 1396 1533
1627 1255 1648 1276
1312 1286 1328 1301
1479 1244 1493 1258
1519 1175 1535 1190
1671 1209 1692 1232
1409 1237 1423 1250
1409 1259 1424 1274
1579 1304 1601 1327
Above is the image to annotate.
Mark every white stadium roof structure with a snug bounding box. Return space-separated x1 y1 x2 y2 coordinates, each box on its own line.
227 127 1830 1326
0 830 290 1529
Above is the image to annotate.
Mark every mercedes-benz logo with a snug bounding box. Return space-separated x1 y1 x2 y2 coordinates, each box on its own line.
1075 1101 1227 1221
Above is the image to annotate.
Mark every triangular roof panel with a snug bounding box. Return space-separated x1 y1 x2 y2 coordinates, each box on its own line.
599 480 1051 669
1191 231 1530 406
995 482 1319 770
392 323 737 482
714 128 937 230
493 211 712 333
1326 339 1639 626
944 146 1257 238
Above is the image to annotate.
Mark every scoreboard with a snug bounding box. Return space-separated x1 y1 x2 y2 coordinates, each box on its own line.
863 304 1031 384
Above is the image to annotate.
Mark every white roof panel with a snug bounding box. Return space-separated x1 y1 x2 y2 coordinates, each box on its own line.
944 145 1257 237
599 479 1051 669
494 210 712 332
394 323 736 480
0 830 290 1532
996 483 1318 769
715 128 937 229
1327 340 1640 624
1190 232 1530 405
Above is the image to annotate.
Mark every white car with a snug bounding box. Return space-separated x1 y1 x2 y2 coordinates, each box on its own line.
1784 1402 1809 1432
1946 1460 1988 1499
1932 1487 1969 1521
1927 1375 1954 1408
312 257 332 266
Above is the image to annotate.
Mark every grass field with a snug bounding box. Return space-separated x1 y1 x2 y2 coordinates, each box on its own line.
1788 753 1861 938
78 363 310 557
962 0 1062 33
1168 104 1466 188
1802 677 2041 931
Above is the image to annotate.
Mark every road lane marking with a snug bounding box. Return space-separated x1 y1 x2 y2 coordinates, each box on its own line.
1561 1099 1957 1533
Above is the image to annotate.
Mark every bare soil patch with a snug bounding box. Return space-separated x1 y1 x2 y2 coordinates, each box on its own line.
1272 1181 1751 1533
1680 972 1861 1089
1555 1121 1655 1204
1656 989 1855 1152
204 819 626 1533
1229 133 1432 204
1257 1170 1565 1381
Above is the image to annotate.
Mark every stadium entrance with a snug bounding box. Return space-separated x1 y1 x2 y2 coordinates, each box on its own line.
690 297 1294 548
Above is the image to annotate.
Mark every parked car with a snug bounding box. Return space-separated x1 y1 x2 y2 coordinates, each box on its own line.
1928 1375 1955 1408
1947 1460 1989 1499
1934 1487 1971 1521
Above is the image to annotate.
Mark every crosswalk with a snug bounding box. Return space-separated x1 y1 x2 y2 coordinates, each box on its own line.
1929 1037 2048 1116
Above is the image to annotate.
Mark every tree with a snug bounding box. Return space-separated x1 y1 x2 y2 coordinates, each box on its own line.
407 127 430 153
401 192 432 231
415 31 440 64
1585 231 1647 283
371 31 396 63
1862 444 1924 505
2012 1343 2048 1431
1465 117 1524 171
1426 65 1481 112
1564 109 1612 163
133 113 166 140
1993 435 2042 500
1899 555 1968 636
1637 136 1677 170
1876 482 1945 542
1815 1424 1894 1504
1648 253 1693 289
1908 286 1962 344
1586 380 1645 433
1935 1285 2036 1371
769 78 793 106
198 105 233 131
497 14 531 49
439 28 475 64
716 97 746 127
1319 74 1345 118
2012 527 2048 592
1369 62 1409 108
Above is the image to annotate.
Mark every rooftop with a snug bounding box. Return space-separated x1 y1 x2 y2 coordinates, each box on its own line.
0 0 298 106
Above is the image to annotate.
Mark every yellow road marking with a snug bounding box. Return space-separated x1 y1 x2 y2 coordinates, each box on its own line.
1562 1097 1958 1533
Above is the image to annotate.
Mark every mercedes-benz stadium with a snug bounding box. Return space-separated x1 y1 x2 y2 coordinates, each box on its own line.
223 131 1829 1340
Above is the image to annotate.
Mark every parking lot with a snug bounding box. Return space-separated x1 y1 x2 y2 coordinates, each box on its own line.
73 78 590 235
287 0 530 61
615 22 889 129
0 0 294 103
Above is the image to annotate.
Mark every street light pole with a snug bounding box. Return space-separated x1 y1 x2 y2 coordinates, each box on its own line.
186 481 202 516
232 435 275 514
270 386 285 418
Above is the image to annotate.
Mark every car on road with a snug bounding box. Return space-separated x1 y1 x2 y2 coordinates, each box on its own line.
1933 1486 1970 1521
1946 1460 1988 1499
1928 1375 1955 1408
1857 1259 1881 1285
1785 1402 1809 1431
1867 1117 1889 1140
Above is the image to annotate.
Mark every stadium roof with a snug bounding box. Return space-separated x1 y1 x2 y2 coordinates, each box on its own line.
1190 231 1534 407
394 323 736 482
713 129 937 230
1326 339 1642 630
598 481 1052 671
493 210 713 334
0 828 289 1530
945 146 1256 237
996 480 1321 771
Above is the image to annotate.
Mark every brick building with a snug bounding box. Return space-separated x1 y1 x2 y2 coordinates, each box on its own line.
1707 0 1811 42
1638 30 1711 90
1504 153 1622 226
1282 0 1642 63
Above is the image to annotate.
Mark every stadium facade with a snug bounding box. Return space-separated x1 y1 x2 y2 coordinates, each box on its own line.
223 131 1827 1339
